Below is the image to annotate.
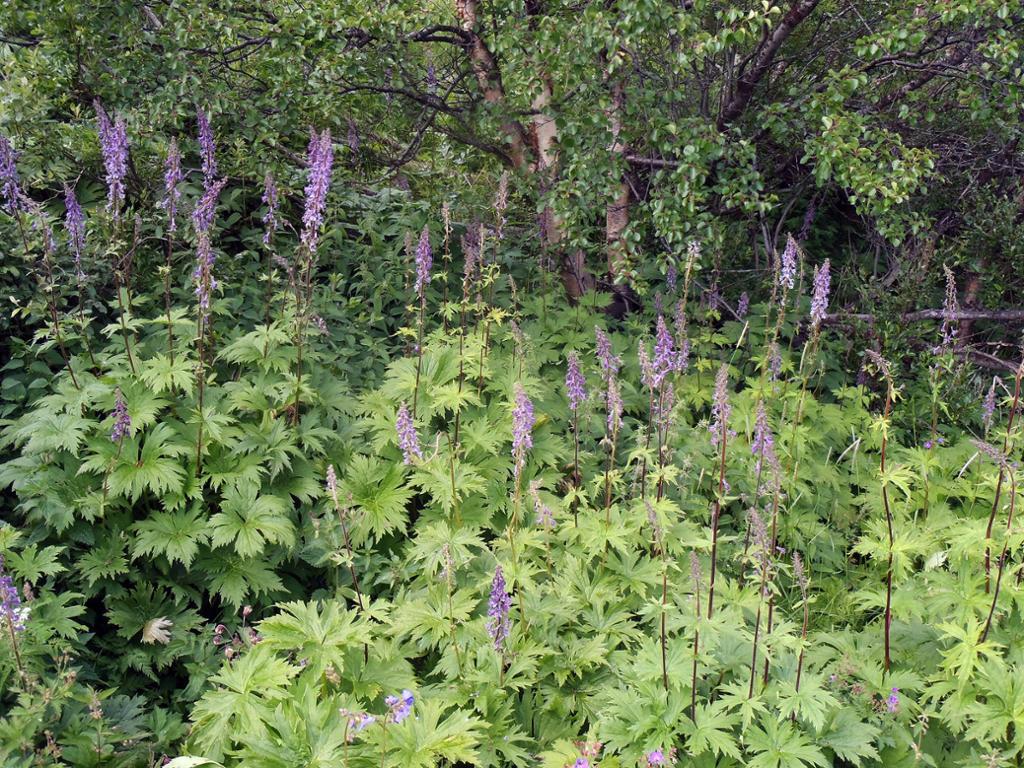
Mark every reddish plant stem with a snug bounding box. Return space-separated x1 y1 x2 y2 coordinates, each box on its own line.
707 429 729 618
984 366 1022 591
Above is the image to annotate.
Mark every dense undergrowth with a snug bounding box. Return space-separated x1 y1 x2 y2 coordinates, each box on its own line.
2 113 1024 768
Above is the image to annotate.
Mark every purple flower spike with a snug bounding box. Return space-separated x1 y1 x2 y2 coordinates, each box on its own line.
95 101 129 217
779 234 797 291
414 225 432 298
709 365 733 447
111 388 131 442
606 377 623 435
260 172 280 245
159 139 183 234
751 400 779 482
64 184 86 281
485 565 512 651
301 128 333 255
0 136 23 212
736 291 750 320
565 352 587 411
594 327 621 381
810 259 831 331
0 556 27 634
396 402 422 464
197 109 217 182
511 384 535 481
647 750 666 766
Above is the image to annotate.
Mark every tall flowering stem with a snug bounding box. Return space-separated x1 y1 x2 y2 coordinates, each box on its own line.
160 139 183 361
196 109 217 182
64 183 97 368
396 403 423 464
866 351 896 674
747 509 772 697
260 172 280 324
689 552 702 720
412 225 432 417
793 552 810 696
707 365 731 618
983 361 1023 593
292 128 333 424
326 465 366 613
192 176 227 477
565 352 587 525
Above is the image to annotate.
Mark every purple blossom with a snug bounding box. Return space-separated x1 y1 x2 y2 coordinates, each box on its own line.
751 400 779 482
810 259 831 331
159 139 183 234
983 377 999 432
191 178 227 318
340 708 376 741
690 552 702 592
111 388 131 442
95 101 129 217
768 342 783 381
573 760 591 768
655 383 675 435
385 689 415 724
0 135 22 212
594 327 621 380
485 565 512 651
260 172 280 245
666 263 678 292
511 384 534 481
426 63 437 94
779 234 797 291
414 225 432 298
0 556 27 634
709 365 732 447
736 291 750 320
886 687 899 713
530 481 555 529
606 376 623 435
64 184 86 281
652 315 679 388
647 750 666 766
565 352 587 411
301 128 333 254
197 109 217 182
396 402 422 464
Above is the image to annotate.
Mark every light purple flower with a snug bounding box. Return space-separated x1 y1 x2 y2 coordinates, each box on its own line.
530 481 555 529
512 384 534 480
647 750 666 766
0 556 27 633
159 139 183 234
111 388 131 442
191 178 227 318
301 128 333 255
95 101 129 217
810 259 831 331
652 315 679 388
886 687 899 713
486 565 511 651
396 402 422 464
192 177 227 237
779 234 797 291
197 109 217 182
751 400 779 482
573 759 590 768
768 341 783 380
0 135 22 212
260 172 280 246
709 365 732 447
325 464 339 505
565 352 587 411
736 291 750 319
64 184 86 281
594 327 621 380
606 376 623 435
426 63 437 94
414 225 432 298
340 708 376 741
385 689 414 723
666 263 678 292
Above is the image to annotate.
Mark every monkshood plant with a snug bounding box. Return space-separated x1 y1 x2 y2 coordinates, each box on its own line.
2 108 1024 768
